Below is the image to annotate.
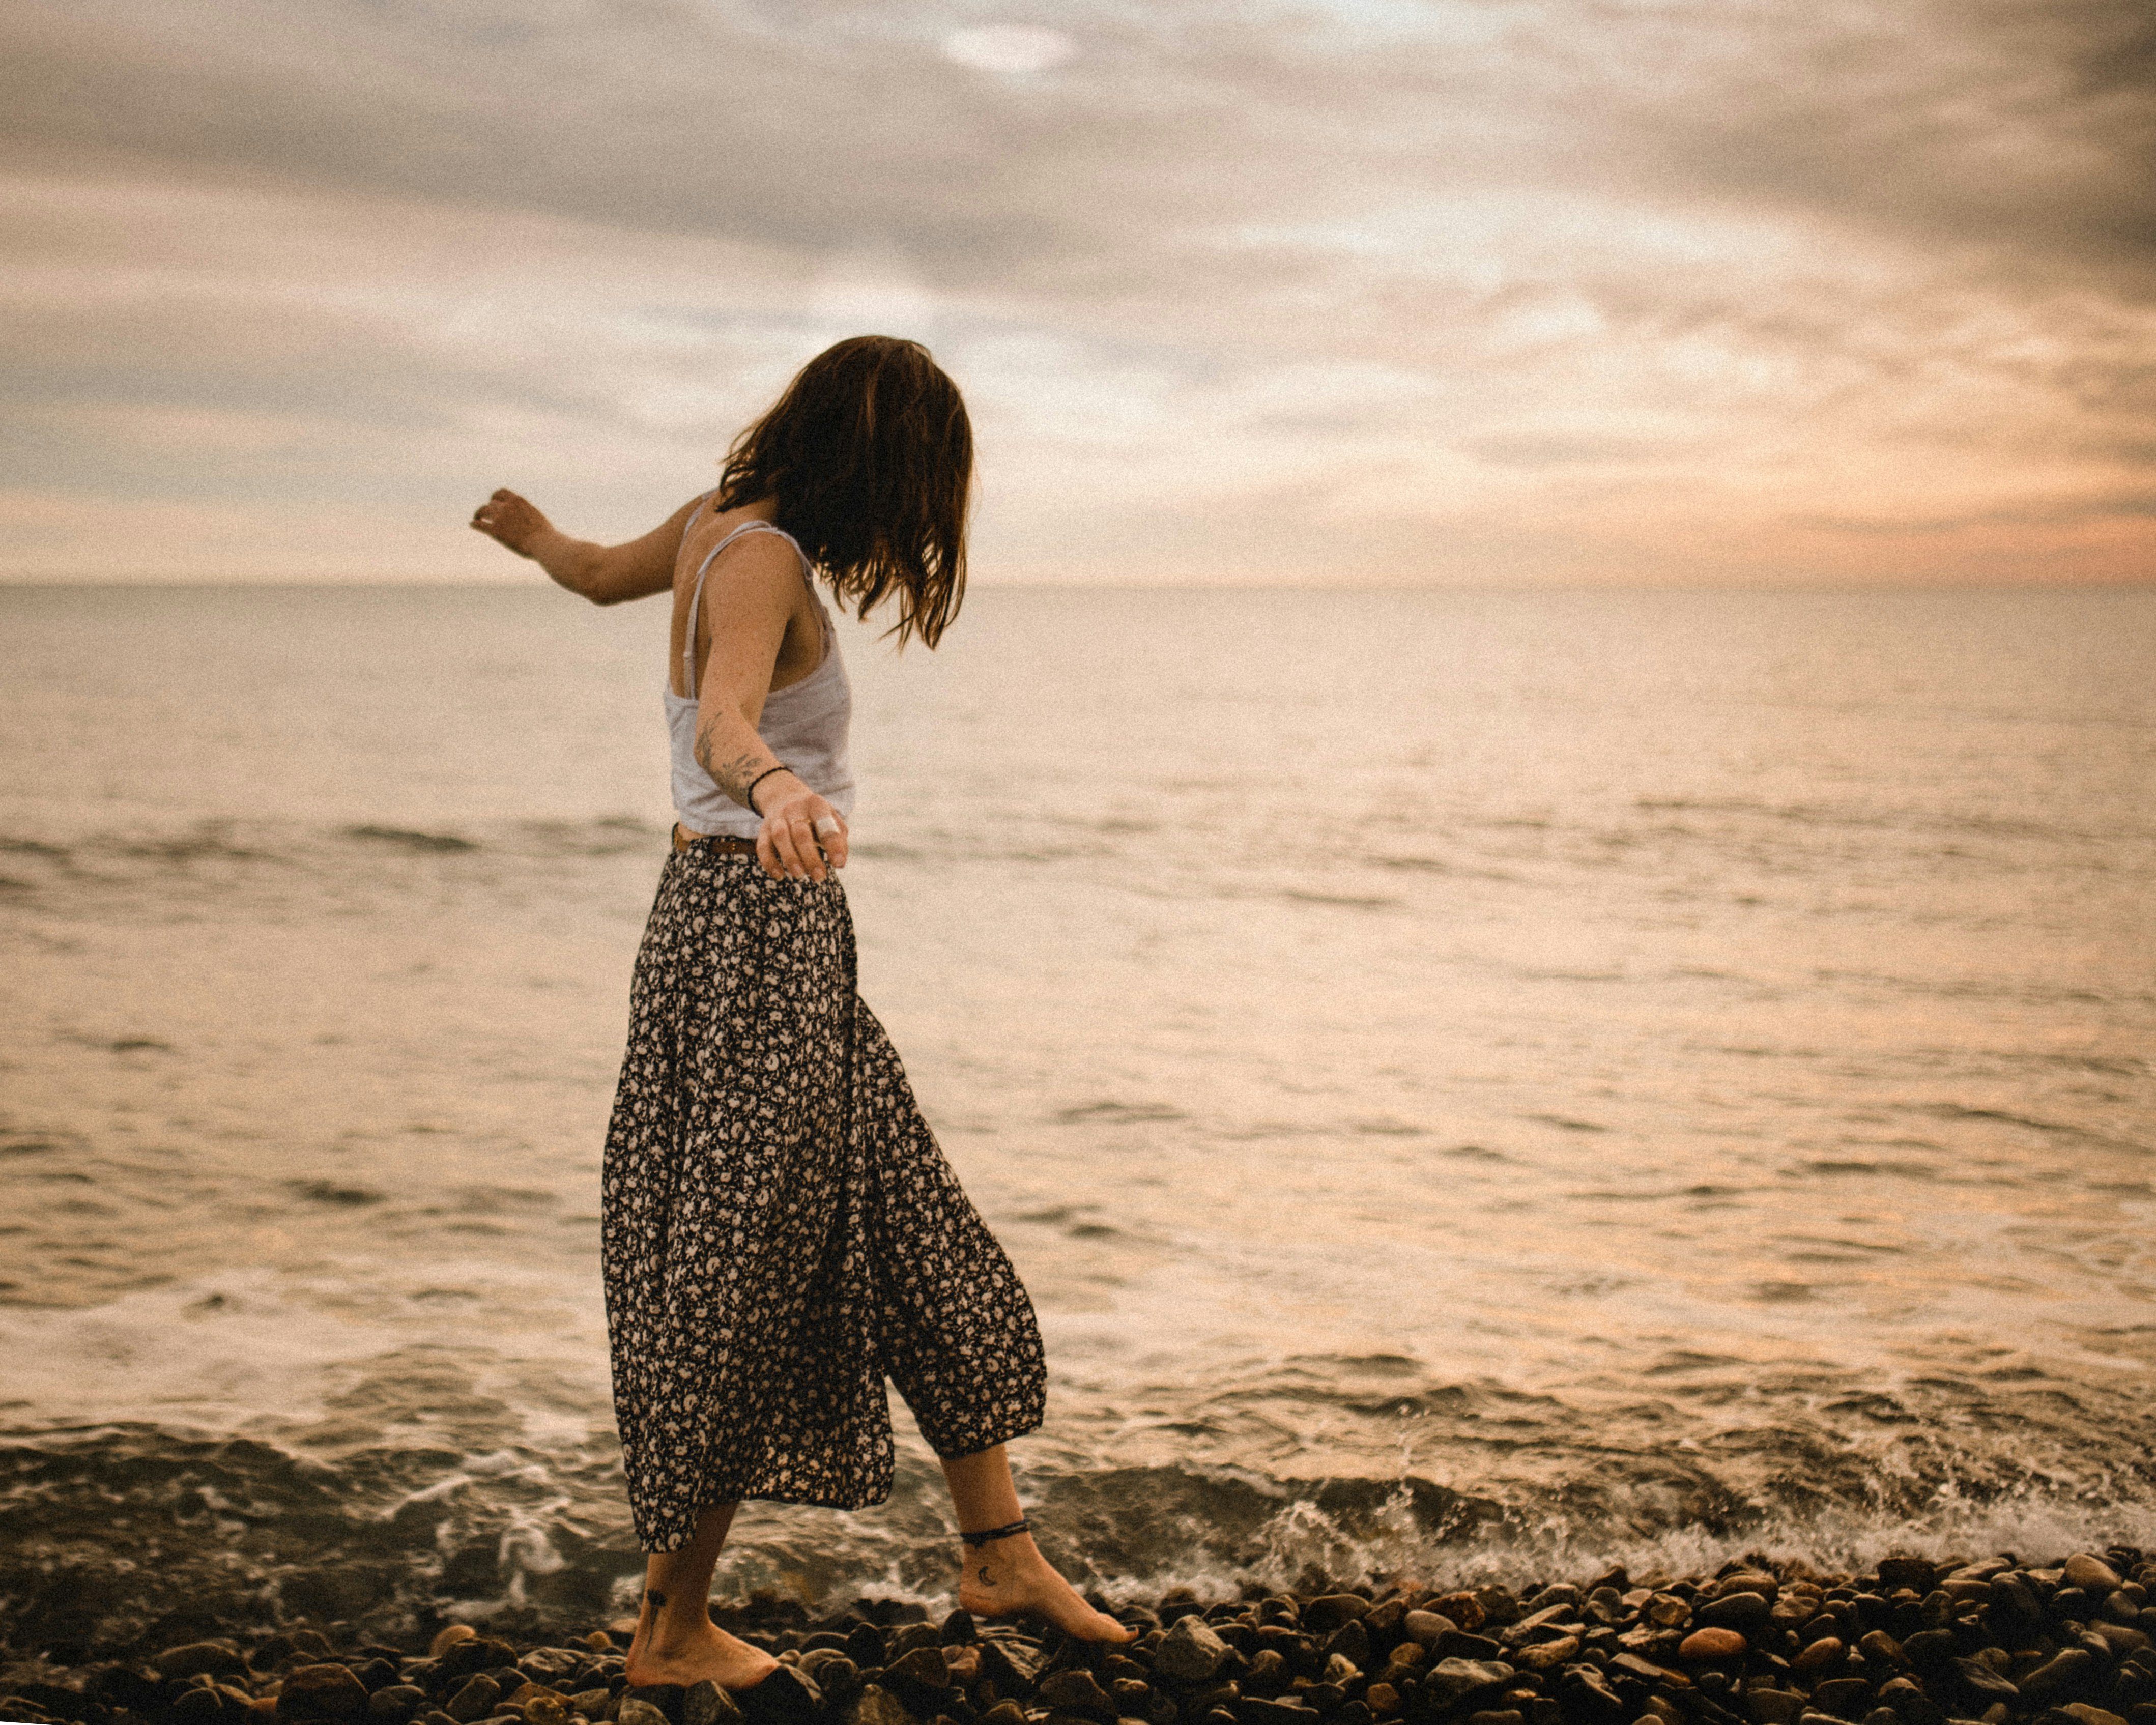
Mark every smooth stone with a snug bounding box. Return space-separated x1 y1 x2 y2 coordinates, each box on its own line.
2066 1559 2125 1594
1525 1587 1585 1614
1402 1614 1457 1650
1951 1661 2020 1701
1644 1598 1692 1631
1232 1703 1319 1725
1427 1596 1487 1633
1679 1630 1746 1663
432 1631 478 1659
1856 1632 1905 1665
2023 1653 2099 1702
885 1650 952 1692
1433 1634 1506 1663
1794 1641 1847 1675
843 1688 916 1725
1748 1690 1806 1724
1513 1641 1580 1673
1324 1623 1372 1672
1423 1660 1515 1706
1158 1619 1236 1686
1713 1575 1784 1604
1608 1653 1684 1686
369 1687 426 1724
1362 1687 1399 1721
979 1707 1026 1725
1039 1672 1117 1723
566 1693 612 1719
279 1666 373 1724
160 1645 250 1681
976 1640 1045 1693
1304 1599 1373 1637
1812 1679 1876 1719
1875 1562 1941 1597
2057 1708 2128 1725
887 1627 944 1662
1877 1679 1943 1725
736 1665 821 1725
1699 1596 1773 1633
684 1682 743 1725
618 1704 671 1725
526 1699 571 1725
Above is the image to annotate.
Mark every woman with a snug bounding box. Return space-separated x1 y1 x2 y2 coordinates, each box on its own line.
470 336 1133 1689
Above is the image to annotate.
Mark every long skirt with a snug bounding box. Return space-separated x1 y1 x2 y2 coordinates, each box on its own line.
600 846 1048 1554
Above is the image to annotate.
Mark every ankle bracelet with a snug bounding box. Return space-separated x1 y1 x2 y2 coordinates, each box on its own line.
959 1518 1030 1547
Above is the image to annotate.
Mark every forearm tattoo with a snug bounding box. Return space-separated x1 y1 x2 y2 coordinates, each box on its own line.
695 728 781 811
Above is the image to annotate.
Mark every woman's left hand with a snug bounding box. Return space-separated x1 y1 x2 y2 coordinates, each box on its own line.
757 781 849 883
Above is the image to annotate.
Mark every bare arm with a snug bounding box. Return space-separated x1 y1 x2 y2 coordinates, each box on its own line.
469 488 701 606
692 538 850 883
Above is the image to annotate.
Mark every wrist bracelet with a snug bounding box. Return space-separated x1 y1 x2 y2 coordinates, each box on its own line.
743 764 792 816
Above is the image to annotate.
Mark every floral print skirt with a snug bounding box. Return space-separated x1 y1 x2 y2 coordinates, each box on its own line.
601 846 1048 1553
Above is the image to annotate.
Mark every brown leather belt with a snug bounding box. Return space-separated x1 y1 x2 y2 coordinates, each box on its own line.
672 825 760 856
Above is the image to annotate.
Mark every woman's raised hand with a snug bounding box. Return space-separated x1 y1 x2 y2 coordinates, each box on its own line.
756 780 849 883
469 488 554 558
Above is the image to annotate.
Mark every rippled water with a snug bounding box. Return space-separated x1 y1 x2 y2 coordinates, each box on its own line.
2 581 2152 1656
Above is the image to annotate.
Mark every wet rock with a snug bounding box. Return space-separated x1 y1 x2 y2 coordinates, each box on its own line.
439 1676 501 1724
1325 1623 1372 1671
842 1690 914 1725
844 1628 887 1670
567 1691 613 1718
978 1706 1026 1725
884 1650 951 1694
1433 1633 1506 1663
2023 1652 2100 1704
1422 1659 1514 1707
1364 1684 1399 1719
621 1704 673 1725
737 1664 821 1725
367 1686 425 1723
528 1697 573 1725
977 1639 1046 1695
1644 1598 1692 1631
1555 1668 1626 1720
2068 1560 2126 1595
1304 1599 1372 1637
1523 1587 1584 1615
1040 1672 1117 1723
1950 1660 2019 1704
1876 1563 1941 1597
1875 1678 1941 1725
277 1666 372 1724
439 1642 521 1682
1512 1640 1580 1673
1402 1614 1456 1650
2055 1707 2128 1725
1794 1641 1847 1676
158 1644 250 1681
1232 1701 1319 1725
1712 1575 1783 1604
1679 1631 1746 1663
1747 1688 1806 1724
1812 1678 1875 1719
686 1682 745 1725
1158 1620 1235 1686
1698 1596 1772 1634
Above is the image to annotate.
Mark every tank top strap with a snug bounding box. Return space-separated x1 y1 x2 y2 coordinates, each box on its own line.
681 520 814 699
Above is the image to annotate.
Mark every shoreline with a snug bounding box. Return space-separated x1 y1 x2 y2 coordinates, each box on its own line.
5 1545 2151 1725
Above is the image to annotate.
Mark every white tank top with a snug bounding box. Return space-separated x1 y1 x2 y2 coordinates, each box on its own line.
664 499 856 840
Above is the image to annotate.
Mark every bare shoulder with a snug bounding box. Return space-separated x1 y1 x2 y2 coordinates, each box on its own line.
683 513 808 607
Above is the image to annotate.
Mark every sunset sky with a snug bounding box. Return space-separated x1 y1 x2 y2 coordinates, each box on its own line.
3 0 2151 584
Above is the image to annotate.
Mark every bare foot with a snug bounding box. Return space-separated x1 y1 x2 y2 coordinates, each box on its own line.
956 1532 1136 1644
623 1590 779 1691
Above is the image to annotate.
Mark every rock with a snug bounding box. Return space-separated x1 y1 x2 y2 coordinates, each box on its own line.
2057 1708 2128 1725
620 1704 672 1725
1857 1632 1906 1669
1877 1679 1942 1725
1812 1679 1875 1720
2023 1653 2098 1704
1877 1562 1941 1596
1233 1703 1319 1725
1434 1633 1507 1663
1950 1660 2019 1703
1644 1597 1692 1630
1699 1595 1773 1633
1364 1685 1399 1720
736 1664 821 1725
1609 1653 1685 1687
1523 1587 1584 1614
1423 1659 1514 1707
439 1642 521 1681
1465 1712 1524 1725
1305 1598 1372 1636
1157 1619 1235 1686
885 1650 952 1693
979 1707 1026 1725
1403 1614 1458 1649
1679 1630 1746 1663
2067 1559 2126 1594
159 1644 250 1681
1748 1689 1806 1724
1040 1673 1117 1723
845 1627 888 1670
1325 1622 1372 1671
624 1686 686 1725
685 1682 744 1725
844 1688 916 1725
368 1688 425 1723
1513 1640 1580 1673
1899 1633 1958 1676
1794 1641 1848 1676
527 1698 572 1725
431 1630 478 1659
977 1640 1046 1695
279 1666 372 1724
566 1692 613 1718
1428 1596 1488 1633
1713 1574 1783 1604
1556 1669 1626 1720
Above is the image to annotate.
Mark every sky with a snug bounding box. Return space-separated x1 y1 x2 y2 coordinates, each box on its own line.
2 0 2152 585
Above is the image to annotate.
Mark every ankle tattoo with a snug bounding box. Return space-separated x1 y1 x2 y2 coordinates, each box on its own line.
646 1588 668 1608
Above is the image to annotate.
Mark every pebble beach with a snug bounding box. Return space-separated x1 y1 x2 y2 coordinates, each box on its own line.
7 1547 2154 1725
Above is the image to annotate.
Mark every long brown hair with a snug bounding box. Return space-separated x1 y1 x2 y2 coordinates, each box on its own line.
714 336 972 648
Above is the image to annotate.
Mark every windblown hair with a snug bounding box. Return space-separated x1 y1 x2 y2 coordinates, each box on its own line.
714 335 972 648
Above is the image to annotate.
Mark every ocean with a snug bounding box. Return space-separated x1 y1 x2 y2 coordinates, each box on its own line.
2 579 2152 1657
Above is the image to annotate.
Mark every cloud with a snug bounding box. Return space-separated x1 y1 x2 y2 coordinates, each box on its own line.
0 0 2149 582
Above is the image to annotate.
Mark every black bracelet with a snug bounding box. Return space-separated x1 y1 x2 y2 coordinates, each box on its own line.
742 764 792 816
958 1518 1030 1547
